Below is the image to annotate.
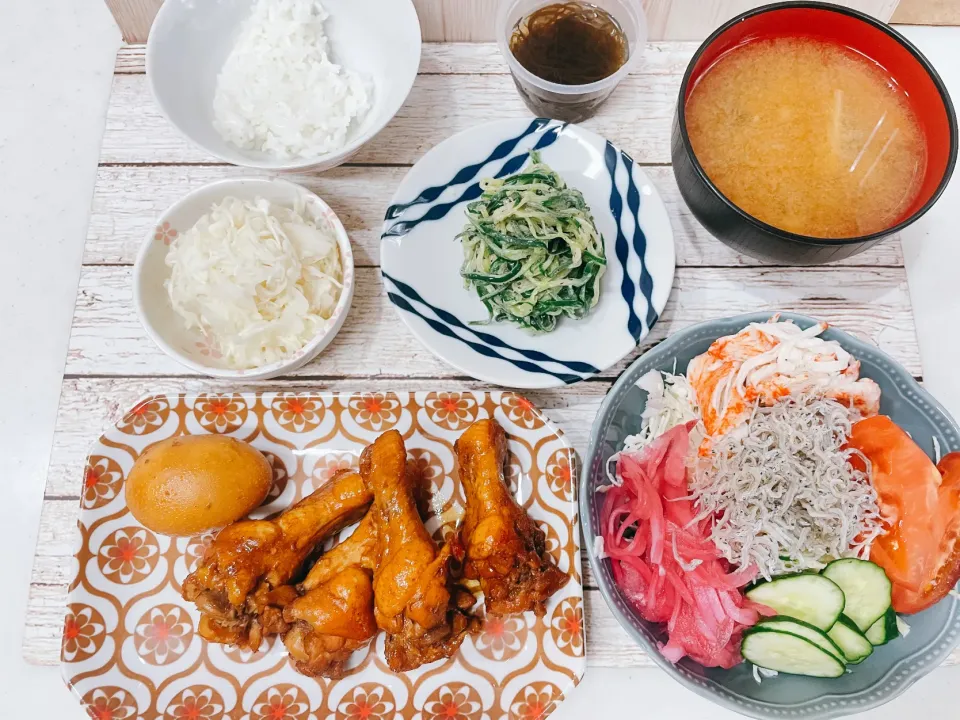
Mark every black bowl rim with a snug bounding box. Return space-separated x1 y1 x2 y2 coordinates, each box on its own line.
675 0 960 247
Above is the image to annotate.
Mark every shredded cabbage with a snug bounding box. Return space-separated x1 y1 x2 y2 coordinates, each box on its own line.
165 195 343 369
603 370 703 488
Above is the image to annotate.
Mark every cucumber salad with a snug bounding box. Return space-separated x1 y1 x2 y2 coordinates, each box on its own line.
596 318 960 680
457 152 606 333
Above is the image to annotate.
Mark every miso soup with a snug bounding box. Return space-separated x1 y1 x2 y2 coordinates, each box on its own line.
685 38 926 239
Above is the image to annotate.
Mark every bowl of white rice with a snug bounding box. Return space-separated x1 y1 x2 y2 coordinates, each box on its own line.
134 177 355 379
147 0 421 172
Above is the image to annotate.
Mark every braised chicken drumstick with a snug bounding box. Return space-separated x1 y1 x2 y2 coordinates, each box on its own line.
456 418 569 616
365 430 478 671
182 469 372 650
282 511 379 677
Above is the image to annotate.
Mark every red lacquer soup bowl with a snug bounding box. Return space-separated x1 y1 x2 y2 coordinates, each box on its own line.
672 1 958 264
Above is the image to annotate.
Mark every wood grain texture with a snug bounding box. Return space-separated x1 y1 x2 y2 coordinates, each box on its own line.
103 0 935 44
113 41 700 76
63 264 920 378
892 0 960 24
105 0 161 43
100 62 681 166
82 164 905 268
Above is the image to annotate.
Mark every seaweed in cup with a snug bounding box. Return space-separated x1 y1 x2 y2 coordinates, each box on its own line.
509 1 629 86
457 151 606 333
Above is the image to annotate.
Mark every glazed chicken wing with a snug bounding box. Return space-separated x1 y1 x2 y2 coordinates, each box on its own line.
456 418 569 616
365 430 477 671
281 511 380 677
182 470 372 650
283 566 377 678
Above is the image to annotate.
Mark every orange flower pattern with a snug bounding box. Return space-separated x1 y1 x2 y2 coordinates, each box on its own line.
82 455 124 510
82 687 137 720
164 687 224 720
262 451 289 500
346 393 402 432
545 449 576 502
154 221 178 245
407 448 445 494
183 531 214 575
474 614 528 661
270 393 325 433
310 451 359 489
63 392 582 720
62 604 106 663
550 598 584 656
335 684 395 720
424 392 479 430
509 683 561 720
500 393 544 430
193 394 248 434
134 605 194 665
423 683 484 720
97 527 159 584
117 396 170 436
250 685 310 720
542 522 563 569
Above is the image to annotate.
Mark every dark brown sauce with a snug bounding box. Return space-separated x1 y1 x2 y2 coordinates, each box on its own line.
509 2 628 86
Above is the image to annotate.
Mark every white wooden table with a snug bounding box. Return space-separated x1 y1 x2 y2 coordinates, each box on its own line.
22 41 955 675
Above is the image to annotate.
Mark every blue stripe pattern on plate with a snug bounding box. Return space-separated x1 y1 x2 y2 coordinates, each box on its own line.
604 142 659 342
382 119 566 239
382 271 596 384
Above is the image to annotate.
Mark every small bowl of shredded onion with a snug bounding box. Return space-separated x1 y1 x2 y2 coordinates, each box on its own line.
134 177 354 379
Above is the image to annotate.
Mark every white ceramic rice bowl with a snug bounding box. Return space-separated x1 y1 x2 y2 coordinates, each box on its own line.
147 0 421 172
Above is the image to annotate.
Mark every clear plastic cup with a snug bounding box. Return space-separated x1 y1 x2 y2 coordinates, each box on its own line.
497 0 647 123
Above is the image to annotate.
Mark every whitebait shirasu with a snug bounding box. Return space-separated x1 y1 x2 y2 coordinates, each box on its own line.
601 370 703 489
690 395 885 580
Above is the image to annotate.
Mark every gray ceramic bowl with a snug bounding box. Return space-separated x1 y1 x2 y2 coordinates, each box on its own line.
580 311 960 719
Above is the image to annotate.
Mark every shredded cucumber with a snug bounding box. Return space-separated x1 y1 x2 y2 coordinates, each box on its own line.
457 151 606 333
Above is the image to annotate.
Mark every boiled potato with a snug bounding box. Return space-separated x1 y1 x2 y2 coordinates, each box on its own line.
126 435 273 536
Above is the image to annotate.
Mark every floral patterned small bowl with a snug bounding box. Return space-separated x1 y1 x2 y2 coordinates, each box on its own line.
133 177 355 380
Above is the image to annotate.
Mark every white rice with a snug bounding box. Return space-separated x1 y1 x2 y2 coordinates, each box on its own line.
213 0 371 160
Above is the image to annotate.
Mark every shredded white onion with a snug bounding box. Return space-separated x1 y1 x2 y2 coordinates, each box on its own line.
593 535 608 560
896 616 911 638
165 195 343 369
934 436 942 463
753 665 779 683
213 0 371 160
690 395 885 580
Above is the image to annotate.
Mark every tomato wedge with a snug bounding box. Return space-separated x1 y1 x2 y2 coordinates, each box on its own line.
847 416 960 614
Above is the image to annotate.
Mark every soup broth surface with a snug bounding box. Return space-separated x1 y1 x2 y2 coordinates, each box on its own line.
685 37 926 238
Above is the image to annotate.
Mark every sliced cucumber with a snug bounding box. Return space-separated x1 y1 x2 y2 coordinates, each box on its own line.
821 559 892 632
827 615 874 664
746 574 845 631
741 629 846 678
752 618 845 663
866 608 899 646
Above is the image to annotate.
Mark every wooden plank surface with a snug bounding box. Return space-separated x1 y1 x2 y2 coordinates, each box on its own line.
103 0 906 44
25 41 928 672
64 265 920 378
84 165 903 268
100 70 679 166
892 0 960 25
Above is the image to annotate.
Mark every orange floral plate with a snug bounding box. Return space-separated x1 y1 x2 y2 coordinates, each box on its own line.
63 391 584 720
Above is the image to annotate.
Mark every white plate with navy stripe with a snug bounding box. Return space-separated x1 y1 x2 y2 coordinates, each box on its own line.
381 118 675 388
